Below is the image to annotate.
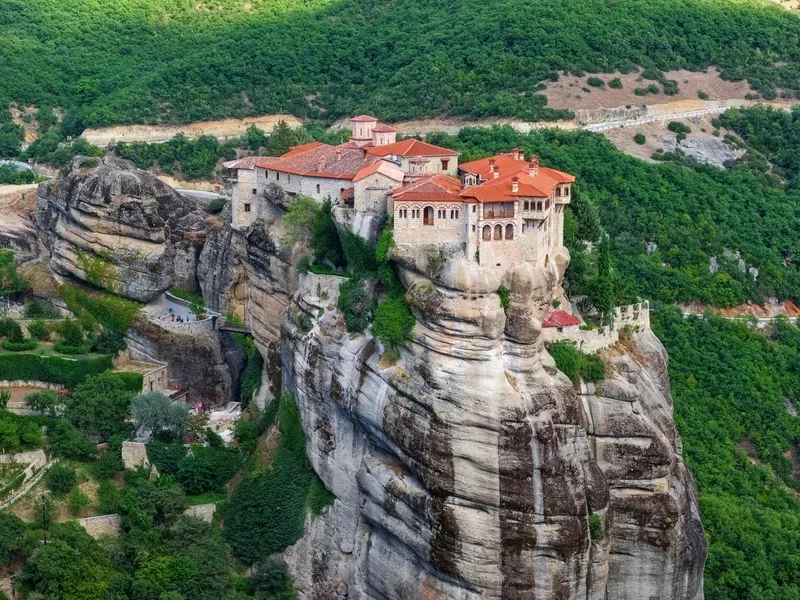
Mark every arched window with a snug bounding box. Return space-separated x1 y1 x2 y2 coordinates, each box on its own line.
494 224 503 240
482 225 492 241
424 206 434 226
505 224 514 240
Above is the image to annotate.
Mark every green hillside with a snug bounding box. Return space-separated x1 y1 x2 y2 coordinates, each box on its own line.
2 0 800 126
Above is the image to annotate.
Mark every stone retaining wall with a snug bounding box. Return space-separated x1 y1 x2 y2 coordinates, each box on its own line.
543 302 650 354
77 514 122 538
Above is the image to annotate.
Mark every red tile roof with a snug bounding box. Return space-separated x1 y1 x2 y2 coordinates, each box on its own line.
353 160 405 182
460 153 575 185
391 174 463 202
366 139 459 157
371 124 397 133
542 310 581 328
459 171 552 203
351 115 378 122
255 143 378 180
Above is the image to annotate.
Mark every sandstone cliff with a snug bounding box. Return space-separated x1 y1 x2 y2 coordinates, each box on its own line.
34 157 207 301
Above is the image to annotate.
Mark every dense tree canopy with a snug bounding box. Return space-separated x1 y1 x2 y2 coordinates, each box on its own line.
3 0 800 126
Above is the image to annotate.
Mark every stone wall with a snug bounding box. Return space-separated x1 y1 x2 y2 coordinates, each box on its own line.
297 272 347 307
542 302 651 354
77 514 122 538
121 441 149 470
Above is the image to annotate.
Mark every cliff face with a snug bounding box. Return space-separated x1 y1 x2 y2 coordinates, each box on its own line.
34 157 207 301
274 264 705 599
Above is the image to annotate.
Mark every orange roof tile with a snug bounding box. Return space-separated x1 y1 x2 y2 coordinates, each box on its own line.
459 171 552 203
460 153 575 185
353 160 405 182
391 174 464 202
351 115 378 122
255 143 378 180
223 156 264 169
372 124 397 133
367 139 459 157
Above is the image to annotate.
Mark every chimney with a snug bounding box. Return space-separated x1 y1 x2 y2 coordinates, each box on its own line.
335 147 342 161
489 158 499 179
512 147 520 161
317 158 326 171
529 156 539 176
511 176 519 193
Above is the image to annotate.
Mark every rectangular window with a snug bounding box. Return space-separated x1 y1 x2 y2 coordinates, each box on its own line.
441 158 450 170
524 201 529 211
472 225 476 232
472 205 477 213
276 172 280 181
252 188 257 195
244 203 251 213
316 184 321 194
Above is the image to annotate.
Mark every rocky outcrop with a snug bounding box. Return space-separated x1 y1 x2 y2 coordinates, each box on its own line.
34 156 207 301
277 264 705 599
126 314 241 405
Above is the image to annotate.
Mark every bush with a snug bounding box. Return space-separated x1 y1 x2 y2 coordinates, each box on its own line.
93 449 123 480
146 443 187 476
497 285 510 310
371 295 415 352
24 390 61 416
586 77 604 88
52 340 91 354
0 319 19 338
27 320 50 341
47 420 96 459
547 343 606 386
2 339 37 351
0 348 112 388
46 464 77 495
698 90 709 100
667 121 691 135
91 328 127 356
337 278 375 332
608 78 623 89
130 392 188 441
59 319 84 346
588 513 605 540
662 79 679 95
67 489 90 515
252 557 295 599
96 480 121 514
176 446 243 495
60 285 140 333
234 419 259 452
207 197 228 213
24 300 60 319
240 350 263 408
633 133 646 145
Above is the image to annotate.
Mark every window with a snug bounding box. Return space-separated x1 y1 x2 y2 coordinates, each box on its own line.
472 205 477 213
252 188 257 195
316 184 321 194
244 203 251 213
505 224 514 240
276 172 280 181
441 158 450 170
437 209 444 219
472 225 476 232
482 225 492 240
450 209 459 219
494 224 503 240
424 206 434 225
555 187 561 197
524 201 529 211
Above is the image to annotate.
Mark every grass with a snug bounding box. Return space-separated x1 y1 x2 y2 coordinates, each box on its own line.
187 491 226 506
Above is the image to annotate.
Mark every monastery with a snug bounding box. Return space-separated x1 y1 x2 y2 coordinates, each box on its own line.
226 115 573 275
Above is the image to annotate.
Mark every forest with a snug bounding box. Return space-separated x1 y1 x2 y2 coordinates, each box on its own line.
2 0 800 126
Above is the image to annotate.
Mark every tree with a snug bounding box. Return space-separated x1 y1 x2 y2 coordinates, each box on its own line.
25 390 62 417
130 392 188 442
281 195 319 247
0 512 24 565
0 250 26 300
267 120 307 157
45 464 78 495
594 234 615 325
65 372 136 439
244 125 268 152
311 199 345 266
0 391 9 411
47 420 95 459
91 328 126 356
59 319 84 346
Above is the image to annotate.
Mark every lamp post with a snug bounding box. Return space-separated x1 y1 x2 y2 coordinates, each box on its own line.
36 491 52 545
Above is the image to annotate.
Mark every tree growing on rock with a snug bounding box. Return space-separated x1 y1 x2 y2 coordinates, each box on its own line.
130 392 188 442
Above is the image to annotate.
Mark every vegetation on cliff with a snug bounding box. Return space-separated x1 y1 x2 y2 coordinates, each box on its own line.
4 0 800 127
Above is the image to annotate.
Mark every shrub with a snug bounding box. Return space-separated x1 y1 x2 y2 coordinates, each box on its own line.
240 350 263 408
0 391 8 410
146 442 187 476
252 557 295 599
60 285 140 333
662 79 679 95
176 446 243 495
547 343 606 386
234 419 259 452
2 339 37 351
24 300 60 319
588 513 605 540
586 77 604 88
93 449 123 480
59 319 84 346
52 340 90 354
698 90 709 100
371 295 415 353
47 420 96 459
497 285 510 310
0 352 112 388
337 278 375 332
608 78 623 89
667 121 691 135
633 133 646 145
67 489 90 515
96 480 121 514
46 464 77 495
24 390 61 416
0 319 19 338
27 320 50 341
207 197 228 213
91 328 127 356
